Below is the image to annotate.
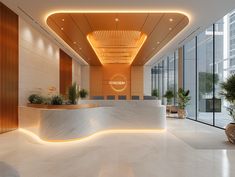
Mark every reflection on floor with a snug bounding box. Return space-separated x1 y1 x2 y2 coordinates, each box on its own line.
0 119 235 177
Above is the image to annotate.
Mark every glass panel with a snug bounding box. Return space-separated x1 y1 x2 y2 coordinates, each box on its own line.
197 26 214 125
184 38 196 119
168 53 175 105
158 63 163 102
215 12 234 128
175 50 179 105
163 58 168 105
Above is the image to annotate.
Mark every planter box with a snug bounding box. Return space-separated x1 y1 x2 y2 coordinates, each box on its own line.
27 103 98 110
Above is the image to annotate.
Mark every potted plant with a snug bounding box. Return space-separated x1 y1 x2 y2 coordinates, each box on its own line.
164 90 174 105
177 88 191 119
51 95 63 105
151 89 159 99
68 83 79 104
79 89 88 99
220 74 235 144
28 94 44 104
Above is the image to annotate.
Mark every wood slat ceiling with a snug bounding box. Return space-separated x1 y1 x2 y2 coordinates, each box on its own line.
47 13 189 66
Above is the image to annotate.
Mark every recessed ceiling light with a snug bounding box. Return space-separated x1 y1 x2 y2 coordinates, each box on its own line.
62 19 65 22
157 41 160 44
115 18 119 22
169 18 173 22
61 27 64 30
169 27 172 30
152 47 155 50
79 47 82 50
73 41 77 44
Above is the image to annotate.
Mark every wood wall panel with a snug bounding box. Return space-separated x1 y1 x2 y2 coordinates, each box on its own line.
0 2 19 133
59 49 72 95
131 66 143 99
90 64 131 99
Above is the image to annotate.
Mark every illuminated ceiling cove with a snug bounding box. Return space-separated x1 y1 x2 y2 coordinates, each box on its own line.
47 13 189 65
87 30 147 64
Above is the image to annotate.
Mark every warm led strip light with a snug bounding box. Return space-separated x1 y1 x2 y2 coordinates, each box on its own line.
87 30 147 64
19 128 166 145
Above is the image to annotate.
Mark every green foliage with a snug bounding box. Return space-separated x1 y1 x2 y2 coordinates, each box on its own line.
199 72 219 98
28 94 44 104
79 89 88 99
51 95 63 105
220 74 235 121
220 74 235 104
177 88 191 109
151 89 159 98
164 90 174 105
68 83 79 104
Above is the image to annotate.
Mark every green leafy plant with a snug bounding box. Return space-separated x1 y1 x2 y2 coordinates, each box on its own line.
199 72 219 98
68 83 79 104
164 90 174 105
79 89 88 99
151 89 159 98
51 95 63 105
28 94 44 104
177 88 191 109
220 74 235 121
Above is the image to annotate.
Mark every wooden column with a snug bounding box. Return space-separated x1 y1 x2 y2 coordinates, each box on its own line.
59 49 72 95
0 2 19 133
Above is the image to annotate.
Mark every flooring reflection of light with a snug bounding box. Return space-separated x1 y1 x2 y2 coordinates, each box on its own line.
18 128 166 145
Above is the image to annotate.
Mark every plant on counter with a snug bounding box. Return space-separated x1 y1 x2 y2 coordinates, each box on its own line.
28 94 44 104
50 95 63 105
220 74 235 144
164 90 174 105
151 89 159 99
177 88 191 119
68 82 79 104
79 89 88 99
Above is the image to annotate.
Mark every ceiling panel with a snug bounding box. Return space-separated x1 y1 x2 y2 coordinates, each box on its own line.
47 13 189 66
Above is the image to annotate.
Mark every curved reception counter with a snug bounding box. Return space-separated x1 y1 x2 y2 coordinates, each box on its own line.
19 100 166 142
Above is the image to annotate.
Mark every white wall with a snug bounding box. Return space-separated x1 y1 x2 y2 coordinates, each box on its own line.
143 66 152 96
19 18 59 105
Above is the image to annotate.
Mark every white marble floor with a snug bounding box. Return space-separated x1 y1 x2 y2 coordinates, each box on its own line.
0 119 235 177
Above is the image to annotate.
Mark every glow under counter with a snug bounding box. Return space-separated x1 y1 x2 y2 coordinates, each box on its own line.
19 100 166 142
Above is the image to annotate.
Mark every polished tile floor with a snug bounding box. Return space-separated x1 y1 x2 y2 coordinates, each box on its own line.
0 119 235 177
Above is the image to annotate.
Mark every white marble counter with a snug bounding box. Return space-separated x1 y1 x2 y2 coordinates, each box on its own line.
19 100 166 141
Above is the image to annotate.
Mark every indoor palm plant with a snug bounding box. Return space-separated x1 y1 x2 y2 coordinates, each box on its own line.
177 88 191 119
68 83 79 104
151 89 159 99
220 74 235 143
164 90 174 105
79 89 88 99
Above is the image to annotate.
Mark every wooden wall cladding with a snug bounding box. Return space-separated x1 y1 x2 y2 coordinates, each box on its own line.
59 49 72 95
90 64 131 99
0 2 19 133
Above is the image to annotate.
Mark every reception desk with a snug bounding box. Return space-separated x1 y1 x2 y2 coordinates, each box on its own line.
19 100 166 141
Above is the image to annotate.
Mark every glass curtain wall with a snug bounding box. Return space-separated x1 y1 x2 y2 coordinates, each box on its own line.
151 51 178 105
184 38 197 119
151 8 235 129
197 26 214 124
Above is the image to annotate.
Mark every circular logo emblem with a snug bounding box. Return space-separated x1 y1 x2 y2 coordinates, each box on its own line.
108 74 127 92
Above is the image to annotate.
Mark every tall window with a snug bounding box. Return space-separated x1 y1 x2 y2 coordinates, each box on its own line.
197 26 214 124
184 38 197 119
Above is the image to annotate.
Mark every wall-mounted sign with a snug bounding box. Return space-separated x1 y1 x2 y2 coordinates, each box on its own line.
109 74 127 92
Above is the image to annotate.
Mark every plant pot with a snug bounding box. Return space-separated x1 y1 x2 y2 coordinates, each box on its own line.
178 109 187 119
225 122 235 144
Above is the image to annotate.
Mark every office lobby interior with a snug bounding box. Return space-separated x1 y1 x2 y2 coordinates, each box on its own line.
1 0 235 176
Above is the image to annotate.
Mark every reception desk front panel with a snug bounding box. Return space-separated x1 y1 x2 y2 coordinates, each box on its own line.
19 100 166 141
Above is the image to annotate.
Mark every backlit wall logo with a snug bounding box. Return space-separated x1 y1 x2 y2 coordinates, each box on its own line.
109 74 127 92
